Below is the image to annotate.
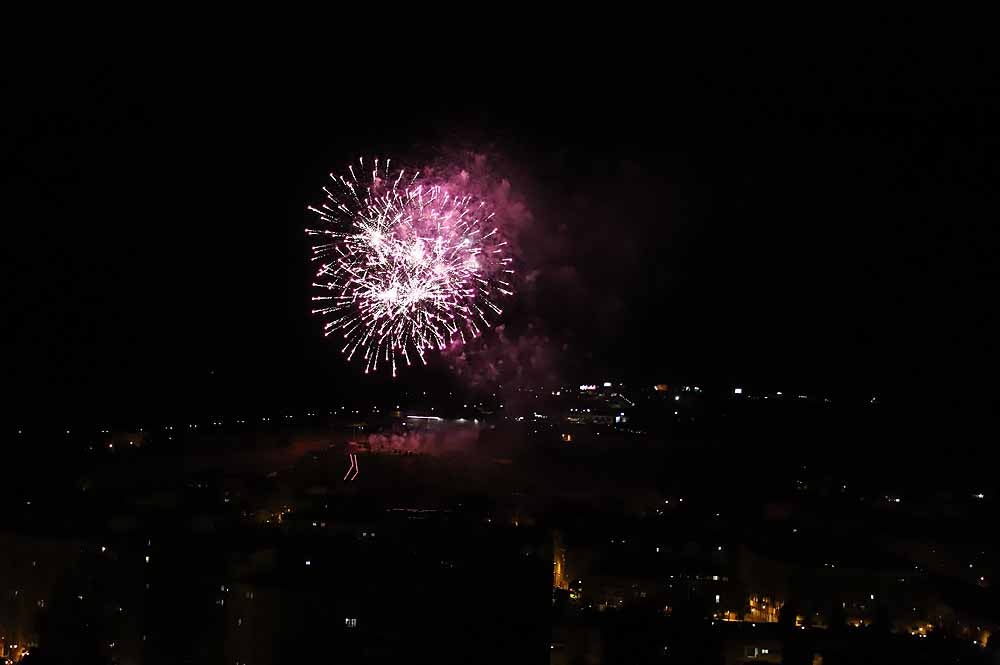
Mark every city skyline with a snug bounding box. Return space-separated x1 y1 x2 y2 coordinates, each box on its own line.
2 40 998 665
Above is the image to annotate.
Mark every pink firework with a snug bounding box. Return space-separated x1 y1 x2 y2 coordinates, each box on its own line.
307 158 514 376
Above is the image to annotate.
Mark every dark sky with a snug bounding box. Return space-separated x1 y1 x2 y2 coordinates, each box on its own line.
3 49 998 425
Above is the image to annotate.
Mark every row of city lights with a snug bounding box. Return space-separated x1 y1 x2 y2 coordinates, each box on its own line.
14 401 514 437
13 383 853 438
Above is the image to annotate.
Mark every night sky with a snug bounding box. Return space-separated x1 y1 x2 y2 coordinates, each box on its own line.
3 49 998 429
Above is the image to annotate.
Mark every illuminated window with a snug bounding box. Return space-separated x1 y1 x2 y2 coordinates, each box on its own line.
345 617 357 628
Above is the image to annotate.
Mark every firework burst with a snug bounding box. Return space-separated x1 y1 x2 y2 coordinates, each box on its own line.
307 158 514 376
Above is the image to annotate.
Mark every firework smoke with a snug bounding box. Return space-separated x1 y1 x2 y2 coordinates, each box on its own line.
307 158 514 376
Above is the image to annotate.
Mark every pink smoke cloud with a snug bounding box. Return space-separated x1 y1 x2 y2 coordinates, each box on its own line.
365 425 478 455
